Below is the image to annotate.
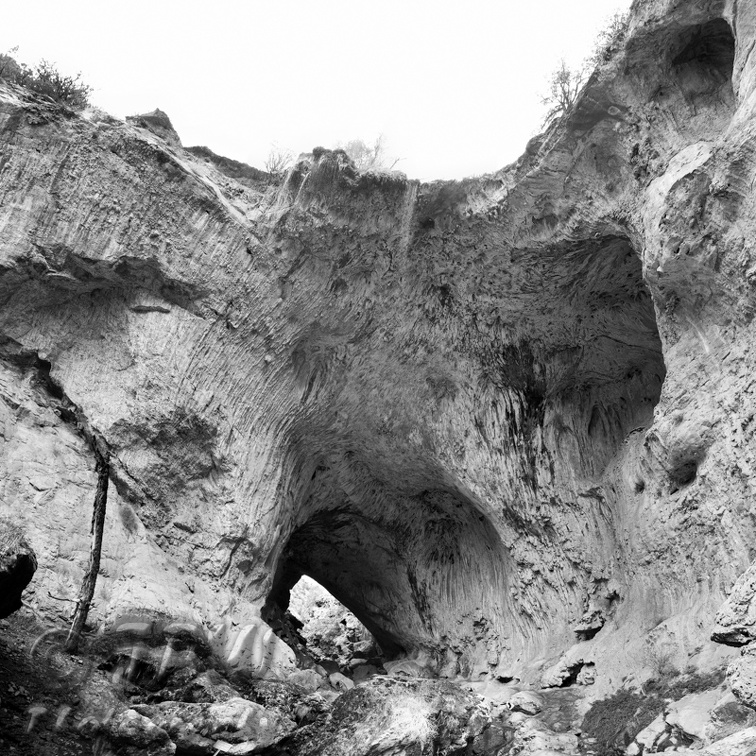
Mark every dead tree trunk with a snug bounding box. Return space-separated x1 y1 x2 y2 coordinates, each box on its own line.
66 439 109 652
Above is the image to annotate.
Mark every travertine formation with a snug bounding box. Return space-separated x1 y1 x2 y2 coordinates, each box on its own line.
1 0 756 712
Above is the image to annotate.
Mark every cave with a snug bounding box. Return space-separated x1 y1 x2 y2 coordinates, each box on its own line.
531 234 667 477
7 3 756 751
265 483 510 674
671 18 735 97
624 14 736 133
263 234 666 674
265 509 408 659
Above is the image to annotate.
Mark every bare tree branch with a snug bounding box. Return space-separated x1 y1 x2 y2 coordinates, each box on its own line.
265 144 294 177
338 135 401 173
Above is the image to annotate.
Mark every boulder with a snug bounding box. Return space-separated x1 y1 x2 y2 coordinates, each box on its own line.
288 668 326 693
384 659 433 679
707 692 756 742
666 687 725 742
169 669 239 703
629 713 668 754
133 697 296 755
100 708 175 756
125 109 181 147
352 639 376 657
507 715 579 756
672 726 756 755
712 562 756 646
99 612 211 687
272 678 490 756
353 663 379 684
329 671 355 691
0 519 36 619
506 691 542 716
728 645 756 711
209 618 297 680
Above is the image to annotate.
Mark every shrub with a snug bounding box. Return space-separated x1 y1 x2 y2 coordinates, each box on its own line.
582 667 727 754
0 47 22 81
581 689 664 755
0 50 90 110
17 60 91 109
645 640 679 680
662 667 727 699
589 11 631 67
337 135 400 173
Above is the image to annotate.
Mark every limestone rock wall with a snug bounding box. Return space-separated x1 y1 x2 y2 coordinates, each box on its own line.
0 0 755 688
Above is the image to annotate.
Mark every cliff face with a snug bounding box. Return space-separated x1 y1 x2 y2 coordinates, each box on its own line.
1 0 755 690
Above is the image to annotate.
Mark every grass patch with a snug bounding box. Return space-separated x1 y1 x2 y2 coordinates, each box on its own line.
581 689 663 755
580 667 727 754
0 517 27 554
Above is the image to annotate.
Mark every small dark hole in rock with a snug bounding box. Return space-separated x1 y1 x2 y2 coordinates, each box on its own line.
560 661 586 687
635 480 646 494
670 460 698 492
576 626 602 642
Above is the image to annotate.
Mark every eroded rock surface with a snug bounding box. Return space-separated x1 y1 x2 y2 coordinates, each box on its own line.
0 0 755 726
271 678 492 756
100 708 176 756
132 697 296 755
713 562 756 646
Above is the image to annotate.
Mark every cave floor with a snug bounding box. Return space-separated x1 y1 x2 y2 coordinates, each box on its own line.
0 610 108 755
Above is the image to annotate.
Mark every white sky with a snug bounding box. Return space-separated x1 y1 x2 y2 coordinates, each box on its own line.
1 0 632 181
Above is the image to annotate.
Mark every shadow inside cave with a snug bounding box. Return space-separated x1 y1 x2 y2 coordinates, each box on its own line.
262 223 669 680
263 481 511 676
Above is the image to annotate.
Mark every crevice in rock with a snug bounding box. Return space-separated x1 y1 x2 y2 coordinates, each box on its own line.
0 336 108 456
559 661 585 687
0 243 202 317
576 624 602 643
558 661 595 688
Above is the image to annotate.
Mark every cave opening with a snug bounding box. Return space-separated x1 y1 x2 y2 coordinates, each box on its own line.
264 480 511 679
264 508 408 661
671 18 735 98
284 575 384 675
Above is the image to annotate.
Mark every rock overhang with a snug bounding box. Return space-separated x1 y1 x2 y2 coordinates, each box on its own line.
0 0 753 692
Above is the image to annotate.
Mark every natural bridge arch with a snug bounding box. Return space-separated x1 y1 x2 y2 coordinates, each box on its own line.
263 228 666 677
265 483 510 674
